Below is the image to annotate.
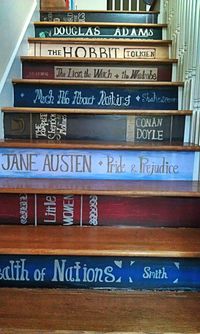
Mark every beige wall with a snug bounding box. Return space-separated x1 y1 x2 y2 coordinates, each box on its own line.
40 0 107 9
76 0 107 10
40 0 66 9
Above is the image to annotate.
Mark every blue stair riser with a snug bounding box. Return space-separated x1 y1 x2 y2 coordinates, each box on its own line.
14 84 179 110
0 255 199 290
0 148 198 181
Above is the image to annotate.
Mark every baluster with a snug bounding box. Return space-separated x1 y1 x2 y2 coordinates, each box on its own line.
112 0 115 10
128 0 131 11
137 0 140 11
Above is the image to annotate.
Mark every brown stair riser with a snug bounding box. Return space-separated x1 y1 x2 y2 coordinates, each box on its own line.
22 60 173 82
0 193 200 228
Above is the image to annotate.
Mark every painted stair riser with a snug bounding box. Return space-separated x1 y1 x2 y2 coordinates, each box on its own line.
40 11 159 23
4 113 185 143
0 255 200 290
1 193 200 227
35 24 163 40
0 148 198 181
29 42 170 60
14 84 179 110
22 62 173 81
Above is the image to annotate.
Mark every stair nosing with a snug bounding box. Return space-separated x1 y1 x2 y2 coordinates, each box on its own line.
20 55 178 63
28 37 173 44
0 226 200 257
12 78 184 86
0 139 198 151
2 107 191 115
34 22 167 27
0 178 200 197
40 9 160 14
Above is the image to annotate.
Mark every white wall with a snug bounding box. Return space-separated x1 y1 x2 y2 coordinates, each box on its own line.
76 0 107 10
0 0 39 138
0 0 39 93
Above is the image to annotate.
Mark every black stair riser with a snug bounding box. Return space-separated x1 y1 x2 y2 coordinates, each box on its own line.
4 113 185 143
35 24 163 40
40 11 159 23
13 83 179 110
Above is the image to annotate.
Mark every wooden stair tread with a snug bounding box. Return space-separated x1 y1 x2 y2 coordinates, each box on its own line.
34 22 167 27
2 106 191 115
0 225 200 256
21 55 178 63
0 178 200 196
0 289 199 332
12 79 184 86
0 139 198 150
40 9 160 14
28 37 172 45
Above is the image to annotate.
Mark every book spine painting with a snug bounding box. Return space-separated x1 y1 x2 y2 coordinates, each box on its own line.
40 11 158 23
22 62 172 81
35 24 163 40
0 254 200 290
4 113 185 143
29 42 169 60
1 193 200 227
14 83 179 110
0 148 197 180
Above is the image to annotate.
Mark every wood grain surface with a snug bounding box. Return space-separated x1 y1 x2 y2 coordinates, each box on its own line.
0 178 200 196
20 55 178 64
39 9 160 14
28 37 173 45
34 22 167 27
12 78 184 86
3 107 191 115
0 139 198 150
0 225 200 257
0 289 199 332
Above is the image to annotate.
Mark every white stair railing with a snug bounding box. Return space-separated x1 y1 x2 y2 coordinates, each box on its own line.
163 0 200 144
108 0 147 11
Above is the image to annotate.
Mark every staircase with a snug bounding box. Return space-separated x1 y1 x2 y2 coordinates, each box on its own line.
0 1 200 333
